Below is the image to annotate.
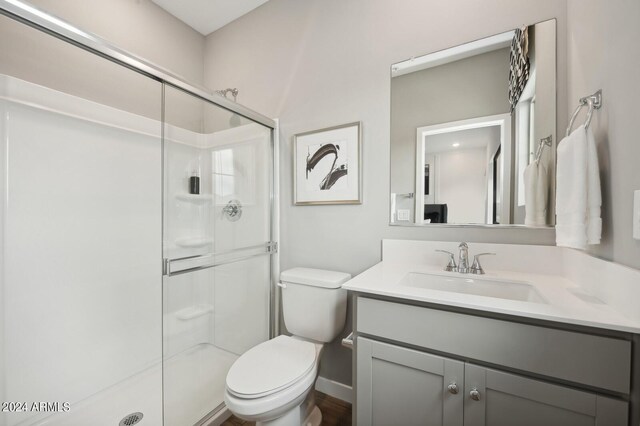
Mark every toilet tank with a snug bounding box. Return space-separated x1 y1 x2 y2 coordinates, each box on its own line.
280 268 350 343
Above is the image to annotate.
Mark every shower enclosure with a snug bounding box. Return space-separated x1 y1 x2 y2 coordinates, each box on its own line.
0 2 277 425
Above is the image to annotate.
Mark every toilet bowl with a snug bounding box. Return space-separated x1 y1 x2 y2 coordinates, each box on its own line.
224 268 350 426
224 336 323 425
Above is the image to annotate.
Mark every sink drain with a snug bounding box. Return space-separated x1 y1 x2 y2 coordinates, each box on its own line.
119 412 143 426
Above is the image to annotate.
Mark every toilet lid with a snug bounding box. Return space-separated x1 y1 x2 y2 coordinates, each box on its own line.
226 335 317 398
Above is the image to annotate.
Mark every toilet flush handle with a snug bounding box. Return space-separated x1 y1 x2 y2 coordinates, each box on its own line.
277 282 286 289
341 332 354 349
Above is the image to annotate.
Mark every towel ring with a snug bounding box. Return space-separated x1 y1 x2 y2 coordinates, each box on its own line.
534 135 553 165
566 90 602 137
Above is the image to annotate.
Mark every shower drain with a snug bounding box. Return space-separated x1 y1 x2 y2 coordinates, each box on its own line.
119 412 144 426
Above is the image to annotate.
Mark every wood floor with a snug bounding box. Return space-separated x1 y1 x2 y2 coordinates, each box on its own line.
221 391 352 426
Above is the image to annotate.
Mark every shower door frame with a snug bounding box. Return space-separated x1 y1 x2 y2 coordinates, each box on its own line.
0 0 280 423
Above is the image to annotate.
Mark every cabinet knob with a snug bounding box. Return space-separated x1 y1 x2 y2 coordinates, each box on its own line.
469 388 481 401
447 382 459 394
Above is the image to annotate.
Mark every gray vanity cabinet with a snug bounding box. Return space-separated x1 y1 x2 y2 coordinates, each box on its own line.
357 337 464 426
356 337 628 426
354 297 632 426
463 364 628 426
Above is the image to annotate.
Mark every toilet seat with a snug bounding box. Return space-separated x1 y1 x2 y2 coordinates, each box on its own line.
224 362 318 421
226 335 318 399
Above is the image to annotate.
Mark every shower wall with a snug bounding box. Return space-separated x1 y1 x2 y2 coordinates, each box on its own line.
0 74 163 426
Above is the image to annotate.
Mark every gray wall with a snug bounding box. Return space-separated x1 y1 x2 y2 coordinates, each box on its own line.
26 0 205 85
566 0 640 271
204 0 567 386
390 48 511 198
0 13 163 120
1 0 206 129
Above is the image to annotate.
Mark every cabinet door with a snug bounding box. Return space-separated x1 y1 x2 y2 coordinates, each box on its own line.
356 337 464 426
463 364 628 426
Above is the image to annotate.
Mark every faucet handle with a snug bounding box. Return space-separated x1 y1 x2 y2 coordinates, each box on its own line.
435 250 457 272
470 253 496 275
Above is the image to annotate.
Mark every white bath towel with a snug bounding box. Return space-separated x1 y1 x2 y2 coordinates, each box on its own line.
555 124 602 249
523 161 548 226
585 127 603 244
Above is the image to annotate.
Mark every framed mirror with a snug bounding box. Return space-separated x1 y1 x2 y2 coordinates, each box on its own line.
390 19 556 227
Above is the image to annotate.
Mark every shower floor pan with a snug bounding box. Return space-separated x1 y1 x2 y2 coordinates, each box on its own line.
28 344 237 426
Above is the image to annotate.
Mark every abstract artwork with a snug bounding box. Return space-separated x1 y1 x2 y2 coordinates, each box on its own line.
294 122 361 205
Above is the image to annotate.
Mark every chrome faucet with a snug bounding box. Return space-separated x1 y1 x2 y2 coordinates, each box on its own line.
436 242 495 274
457 242 469 274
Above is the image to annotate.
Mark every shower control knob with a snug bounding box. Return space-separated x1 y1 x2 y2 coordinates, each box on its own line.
447 383 459 394
470 388 481 401
222 199 243 222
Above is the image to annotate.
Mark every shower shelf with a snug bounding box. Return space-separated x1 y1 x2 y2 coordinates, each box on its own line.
175 237 213 248
175 304 214 321
176 193 213 203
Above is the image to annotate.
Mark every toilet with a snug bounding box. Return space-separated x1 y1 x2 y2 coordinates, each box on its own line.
224 267 351 426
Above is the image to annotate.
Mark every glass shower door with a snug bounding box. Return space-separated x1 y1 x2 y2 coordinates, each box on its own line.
162 85 274 425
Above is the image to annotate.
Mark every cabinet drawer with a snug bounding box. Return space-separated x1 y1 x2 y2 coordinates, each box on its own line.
357 297 631 394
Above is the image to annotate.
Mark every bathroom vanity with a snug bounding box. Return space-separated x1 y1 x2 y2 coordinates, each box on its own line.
343 240 640 426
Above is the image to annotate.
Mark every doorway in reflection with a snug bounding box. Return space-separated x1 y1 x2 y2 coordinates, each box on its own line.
415 115 511 225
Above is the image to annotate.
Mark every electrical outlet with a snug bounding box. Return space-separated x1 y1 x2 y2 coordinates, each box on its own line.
397 209 410 221
634 190 640 240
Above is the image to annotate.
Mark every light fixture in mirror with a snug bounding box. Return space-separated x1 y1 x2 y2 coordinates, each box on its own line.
390 19 556 227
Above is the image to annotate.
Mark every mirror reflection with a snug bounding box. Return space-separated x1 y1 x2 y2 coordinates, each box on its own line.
390 19 556 227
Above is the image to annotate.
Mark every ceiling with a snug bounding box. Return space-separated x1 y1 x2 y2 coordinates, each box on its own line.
151 0 270 36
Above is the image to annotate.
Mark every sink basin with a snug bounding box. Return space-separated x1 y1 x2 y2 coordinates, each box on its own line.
399 272 546 304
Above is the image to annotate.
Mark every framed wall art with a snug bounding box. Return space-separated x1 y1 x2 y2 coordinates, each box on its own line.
293 122 362 205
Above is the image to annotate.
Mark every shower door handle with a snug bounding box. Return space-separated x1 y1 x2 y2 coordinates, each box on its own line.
163 242 278 276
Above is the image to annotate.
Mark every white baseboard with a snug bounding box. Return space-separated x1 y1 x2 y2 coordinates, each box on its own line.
315 376 353 404
200 406 232 426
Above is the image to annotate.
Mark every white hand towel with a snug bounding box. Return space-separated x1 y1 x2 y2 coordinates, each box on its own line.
555 124 602 249
586 127 602 244
524 161 548 226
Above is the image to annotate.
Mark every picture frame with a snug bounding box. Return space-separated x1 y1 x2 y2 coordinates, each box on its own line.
293 122 362 205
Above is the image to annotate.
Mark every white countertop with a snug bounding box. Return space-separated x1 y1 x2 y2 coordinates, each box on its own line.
343 261 640 334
